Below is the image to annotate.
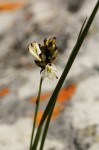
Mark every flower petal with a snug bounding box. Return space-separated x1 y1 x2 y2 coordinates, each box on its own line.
41 64 58 80
28 42 41 61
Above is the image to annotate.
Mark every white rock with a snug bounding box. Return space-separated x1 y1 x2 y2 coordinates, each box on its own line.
64 75 99 149
0 118 64 150
44 139 64 150
88 144 99 150
0 118 32 150
70 75 99 128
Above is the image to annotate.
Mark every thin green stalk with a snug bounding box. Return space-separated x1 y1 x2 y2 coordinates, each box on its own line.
77 17 87 42
29 77 43 150
39 101 56 150
32 1 99 149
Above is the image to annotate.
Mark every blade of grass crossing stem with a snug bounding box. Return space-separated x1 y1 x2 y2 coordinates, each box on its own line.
39 101 56 150
32 1 99 149
31 97 58 150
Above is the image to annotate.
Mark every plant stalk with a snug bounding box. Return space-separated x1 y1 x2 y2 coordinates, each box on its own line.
29 77 43 150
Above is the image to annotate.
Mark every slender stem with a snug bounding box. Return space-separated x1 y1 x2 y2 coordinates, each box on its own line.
39 114 51 150
29 77 43 150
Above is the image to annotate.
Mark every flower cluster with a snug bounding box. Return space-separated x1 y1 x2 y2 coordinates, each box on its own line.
28 37 59 80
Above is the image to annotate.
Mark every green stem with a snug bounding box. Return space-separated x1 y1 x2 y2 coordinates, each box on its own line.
39 101 55 150
29 77 43 150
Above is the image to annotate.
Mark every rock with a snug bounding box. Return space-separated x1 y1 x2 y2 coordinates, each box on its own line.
0 118 64 150
0 0 99 149
64 75 99 150
0 118 31 150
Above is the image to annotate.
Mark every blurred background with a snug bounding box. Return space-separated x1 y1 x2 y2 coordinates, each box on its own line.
0 0 99 150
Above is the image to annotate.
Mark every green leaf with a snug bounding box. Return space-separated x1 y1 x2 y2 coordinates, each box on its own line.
77 17 87 42
39 101 56 150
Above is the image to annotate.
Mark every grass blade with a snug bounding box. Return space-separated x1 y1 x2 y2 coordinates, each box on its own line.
39 101 55 150
77 17 87 42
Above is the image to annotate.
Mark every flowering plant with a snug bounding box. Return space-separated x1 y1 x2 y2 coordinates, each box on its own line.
28 37 58 80
28 1 99 149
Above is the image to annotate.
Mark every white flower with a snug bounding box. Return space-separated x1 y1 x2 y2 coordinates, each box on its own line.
28 38 59 81
28 42 41 61
41 64 58 80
